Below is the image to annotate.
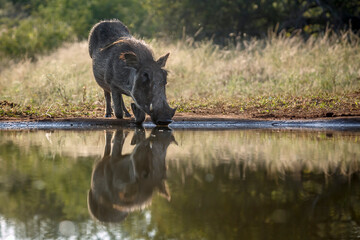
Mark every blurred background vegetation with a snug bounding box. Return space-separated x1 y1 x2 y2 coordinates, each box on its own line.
0 0 359 60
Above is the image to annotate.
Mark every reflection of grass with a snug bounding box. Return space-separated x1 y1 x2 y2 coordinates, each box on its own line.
0 30 359 119
168 130 360 178
2 129 360 177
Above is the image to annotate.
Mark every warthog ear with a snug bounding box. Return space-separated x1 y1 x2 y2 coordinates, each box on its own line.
156 53 170 68
120 52 138 69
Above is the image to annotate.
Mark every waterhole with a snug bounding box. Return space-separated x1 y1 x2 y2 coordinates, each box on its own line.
0 128 359 239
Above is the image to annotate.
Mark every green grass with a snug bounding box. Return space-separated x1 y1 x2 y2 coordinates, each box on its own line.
171 92 359 118
0 30 359 119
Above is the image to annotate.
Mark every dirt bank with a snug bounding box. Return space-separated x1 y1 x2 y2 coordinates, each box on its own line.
1 91 360 122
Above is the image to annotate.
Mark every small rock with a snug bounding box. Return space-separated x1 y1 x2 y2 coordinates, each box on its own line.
59 220 77 237
325 112 334 117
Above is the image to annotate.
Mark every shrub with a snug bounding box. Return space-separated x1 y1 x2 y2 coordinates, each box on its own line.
0 17 74 60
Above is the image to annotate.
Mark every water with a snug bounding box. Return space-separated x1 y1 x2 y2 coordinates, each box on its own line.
0 128 360 240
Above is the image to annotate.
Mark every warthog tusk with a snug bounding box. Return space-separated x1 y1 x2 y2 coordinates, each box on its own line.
150 103 153 111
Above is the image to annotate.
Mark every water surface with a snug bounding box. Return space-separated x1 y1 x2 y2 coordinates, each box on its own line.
0 128 360 239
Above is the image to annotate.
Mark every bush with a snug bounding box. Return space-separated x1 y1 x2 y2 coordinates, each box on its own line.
0 17 74 60
1 0 359 60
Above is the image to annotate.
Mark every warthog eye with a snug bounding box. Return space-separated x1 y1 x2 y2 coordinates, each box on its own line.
142 72 150 84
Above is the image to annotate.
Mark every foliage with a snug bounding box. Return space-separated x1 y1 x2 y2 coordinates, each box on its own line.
0 0 359 59
0 0 147 59
0 17 73 59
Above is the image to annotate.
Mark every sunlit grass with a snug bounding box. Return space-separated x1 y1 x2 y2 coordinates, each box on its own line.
0 30 359 119
157 29 360 99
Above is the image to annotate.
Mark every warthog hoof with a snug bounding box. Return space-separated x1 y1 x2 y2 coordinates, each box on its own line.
124 110 131 118
155 119 173 126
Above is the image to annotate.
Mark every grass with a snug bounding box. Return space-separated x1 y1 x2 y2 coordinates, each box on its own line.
0 30 359 119
172 93 359 118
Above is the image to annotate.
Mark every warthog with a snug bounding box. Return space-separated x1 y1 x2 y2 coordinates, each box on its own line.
87 128 174 222
88 19 176 125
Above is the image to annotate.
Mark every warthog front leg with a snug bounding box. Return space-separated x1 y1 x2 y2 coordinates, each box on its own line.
121 96 131 117
111 90 131 119
131 103 146 124
112 130 128 157
104 90 113 118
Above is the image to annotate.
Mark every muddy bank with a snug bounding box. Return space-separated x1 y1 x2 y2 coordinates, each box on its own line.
0 116 359 130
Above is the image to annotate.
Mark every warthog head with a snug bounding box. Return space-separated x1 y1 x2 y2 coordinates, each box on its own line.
121 52 176 125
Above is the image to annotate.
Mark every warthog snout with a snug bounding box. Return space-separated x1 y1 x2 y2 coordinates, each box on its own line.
150 105 176 126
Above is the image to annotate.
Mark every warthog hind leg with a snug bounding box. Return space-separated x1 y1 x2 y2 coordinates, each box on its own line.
104 90 113 118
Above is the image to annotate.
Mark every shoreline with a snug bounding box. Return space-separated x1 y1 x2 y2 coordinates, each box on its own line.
1 115 359 130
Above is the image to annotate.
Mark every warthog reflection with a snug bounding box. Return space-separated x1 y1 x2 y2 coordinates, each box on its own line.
88 127 176 222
